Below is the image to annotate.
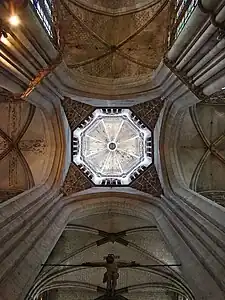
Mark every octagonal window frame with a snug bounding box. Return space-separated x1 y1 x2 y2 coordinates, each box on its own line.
72 108 154 186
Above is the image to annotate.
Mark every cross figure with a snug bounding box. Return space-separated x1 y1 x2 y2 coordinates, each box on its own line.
82 254 139 296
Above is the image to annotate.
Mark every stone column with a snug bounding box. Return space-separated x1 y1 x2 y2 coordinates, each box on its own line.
155 201 225 300
153 61 225 300
168 0 223 62
0 70 70 300
165 0 225 96
0 189 70 300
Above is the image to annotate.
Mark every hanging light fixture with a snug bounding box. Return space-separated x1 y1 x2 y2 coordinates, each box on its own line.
9 15 20 26
8 0 28 27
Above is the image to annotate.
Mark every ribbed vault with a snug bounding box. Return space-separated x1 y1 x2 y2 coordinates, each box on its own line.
1 1 225 300
177 102 225 207
32 211 192 300
0 88 54 202
57 0 172 95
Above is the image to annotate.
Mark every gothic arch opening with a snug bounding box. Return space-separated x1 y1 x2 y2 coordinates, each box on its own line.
176 103 225 208
27 191 194 300
0 88 57 202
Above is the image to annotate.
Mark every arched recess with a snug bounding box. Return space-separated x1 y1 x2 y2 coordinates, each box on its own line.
0 84 70 300
157 90 225 214
26 188 195 300
175 103 225 208
0 87 60 202
53 0 172 98
0 83 70 202
155 83 225 230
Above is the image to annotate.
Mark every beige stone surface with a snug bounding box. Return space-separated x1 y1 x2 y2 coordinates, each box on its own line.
35 211 180 299
0 1 225 300
176 104 225 205
0 99 54 201
59 0 171 94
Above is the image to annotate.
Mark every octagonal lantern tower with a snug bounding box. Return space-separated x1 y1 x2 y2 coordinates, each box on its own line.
72 108 153 185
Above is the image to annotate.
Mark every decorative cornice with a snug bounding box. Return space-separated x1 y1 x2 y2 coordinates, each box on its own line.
164 57 208 102
199 191 225 208
20 53 63 99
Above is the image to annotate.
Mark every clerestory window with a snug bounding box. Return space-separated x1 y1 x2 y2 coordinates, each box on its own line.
29 0 53 38
175 0 198 38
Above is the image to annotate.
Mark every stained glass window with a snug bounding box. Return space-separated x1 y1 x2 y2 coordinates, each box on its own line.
29 0 53 38
72 109 153 185
175 0 198 38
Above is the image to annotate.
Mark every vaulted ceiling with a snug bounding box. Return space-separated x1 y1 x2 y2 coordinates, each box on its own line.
177 102 225 207
57 0 172 95
71 0 162 15
1 2 224 300
0 88 53 202
34 212 190 300
60 97 163 196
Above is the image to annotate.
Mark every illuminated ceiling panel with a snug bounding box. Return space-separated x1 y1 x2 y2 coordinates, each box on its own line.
72 109 153 185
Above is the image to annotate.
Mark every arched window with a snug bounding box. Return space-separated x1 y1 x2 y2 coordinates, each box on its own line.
176 0 198 37
30 0 53 38
170 0 198 43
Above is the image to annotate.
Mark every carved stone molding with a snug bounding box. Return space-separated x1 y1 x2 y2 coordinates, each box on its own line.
199 191 225 208
201 91 225 105
164 58 208 102
0 189 24 202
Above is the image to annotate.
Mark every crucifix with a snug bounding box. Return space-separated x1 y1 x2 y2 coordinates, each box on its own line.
42 254 181 297
82 254 139 296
